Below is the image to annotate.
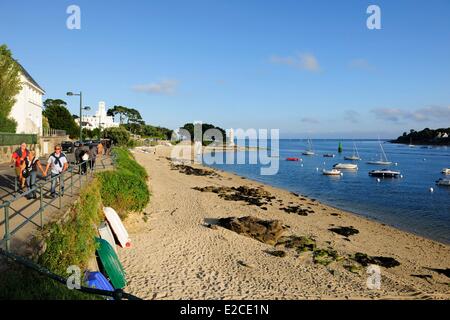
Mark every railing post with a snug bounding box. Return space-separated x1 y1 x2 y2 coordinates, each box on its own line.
39 185 43 228
3 204 10 252
14 175 18 193
58 174 62 209
70 168 73 196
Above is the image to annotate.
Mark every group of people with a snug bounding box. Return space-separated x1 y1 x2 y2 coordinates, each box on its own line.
74 142 103 175
11 142 68 199
10 140 104 200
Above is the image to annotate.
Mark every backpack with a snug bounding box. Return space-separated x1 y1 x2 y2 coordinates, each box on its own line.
15 148 29 164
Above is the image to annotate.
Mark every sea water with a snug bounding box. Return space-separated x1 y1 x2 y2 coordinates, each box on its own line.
205 139 450 244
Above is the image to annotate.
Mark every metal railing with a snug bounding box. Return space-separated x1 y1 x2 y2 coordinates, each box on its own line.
1 156 114 252
42 128 67 137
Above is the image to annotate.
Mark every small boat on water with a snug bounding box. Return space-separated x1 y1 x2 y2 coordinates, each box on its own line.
367 140 392 165
441 168 450 175
408 137 415 148
436 178 450 186
323 169 342 176
368 169 401 178
286 157 300 161
323 153 335 158
333 163 358 170
302 139 315 155
344 142 361 161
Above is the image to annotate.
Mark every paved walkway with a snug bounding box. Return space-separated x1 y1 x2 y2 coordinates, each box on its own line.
0 155 113 255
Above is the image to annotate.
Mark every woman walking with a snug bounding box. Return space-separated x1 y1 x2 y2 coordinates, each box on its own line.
23 151 46 199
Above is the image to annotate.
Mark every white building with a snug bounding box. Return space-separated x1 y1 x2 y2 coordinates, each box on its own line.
10 63 45 134
75 101 119 130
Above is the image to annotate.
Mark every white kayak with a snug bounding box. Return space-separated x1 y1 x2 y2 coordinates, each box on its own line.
333 163 358 170
98 221 117 253
103 207 131 248
323 169 342 176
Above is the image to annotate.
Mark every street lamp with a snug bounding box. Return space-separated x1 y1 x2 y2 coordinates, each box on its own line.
67 91 90 141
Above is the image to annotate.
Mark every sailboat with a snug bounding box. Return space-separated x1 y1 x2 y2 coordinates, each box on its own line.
367 141 392 165
302 139 315 155
408 137 415 148
344 142 361 161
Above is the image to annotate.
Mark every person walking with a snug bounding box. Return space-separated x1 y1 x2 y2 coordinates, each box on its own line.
89 143 98 171
97 142 104 163
10 142 29 193
75 143 88 175
23 150 46 199
44 145 68 198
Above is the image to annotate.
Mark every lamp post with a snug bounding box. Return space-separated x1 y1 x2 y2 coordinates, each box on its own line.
67 91 90 141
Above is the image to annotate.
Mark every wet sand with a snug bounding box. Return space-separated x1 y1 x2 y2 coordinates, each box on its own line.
119 145 450 300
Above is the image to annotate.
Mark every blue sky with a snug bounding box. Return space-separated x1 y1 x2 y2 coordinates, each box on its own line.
1 0 449 138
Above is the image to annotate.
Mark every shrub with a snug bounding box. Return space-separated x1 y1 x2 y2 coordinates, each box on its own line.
103 126 131 146
97 170 149 218
113 147 148 179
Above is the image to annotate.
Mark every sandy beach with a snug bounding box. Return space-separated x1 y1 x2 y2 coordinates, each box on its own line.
119 145 450 300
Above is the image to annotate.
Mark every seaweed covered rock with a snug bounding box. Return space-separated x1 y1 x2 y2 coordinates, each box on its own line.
352 252 400 268
194 186 276 207
265 250 287 257
313 248 340 266
280 205 312 216
172 164 219 177
328 226 359 237
276 235 316 252
218 216 284 245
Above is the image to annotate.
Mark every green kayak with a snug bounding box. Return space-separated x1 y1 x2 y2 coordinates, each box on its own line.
95 237 127 289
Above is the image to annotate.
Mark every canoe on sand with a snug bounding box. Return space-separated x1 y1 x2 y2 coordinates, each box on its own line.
95 237 127 289
104 207 131 248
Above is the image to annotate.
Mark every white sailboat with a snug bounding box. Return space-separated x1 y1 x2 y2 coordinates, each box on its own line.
344 142 361 161
333 163 358 170
323 169 342 176
302 139 315 155
367 141 392 165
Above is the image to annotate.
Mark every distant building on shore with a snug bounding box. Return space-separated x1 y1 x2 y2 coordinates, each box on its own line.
227 128 235 146
75 101 119 130
10 63 45 135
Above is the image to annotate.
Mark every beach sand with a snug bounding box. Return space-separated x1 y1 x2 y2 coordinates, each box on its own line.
119 145 450 300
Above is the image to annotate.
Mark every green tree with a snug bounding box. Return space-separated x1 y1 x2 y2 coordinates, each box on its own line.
0 44 22 133
107 105 129 124
103 126 131 146
180 123 225 143
43 99 79 138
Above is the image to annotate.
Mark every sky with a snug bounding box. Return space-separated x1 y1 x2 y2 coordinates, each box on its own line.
1 0 450 138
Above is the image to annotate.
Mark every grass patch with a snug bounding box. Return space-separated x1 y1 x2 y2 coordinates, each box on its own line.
0 264 95 300
97 147 150 218
113 147 148 180
38 179 103 276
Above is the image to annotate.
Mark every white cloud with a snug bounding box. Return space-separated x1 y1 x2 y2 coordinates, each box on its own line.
270 52 320 72
133 79 178 95
371 106 450 122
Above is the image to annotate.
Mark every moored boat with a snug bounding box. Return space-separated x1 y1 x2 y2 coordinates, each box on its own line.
344 142 361 161
323 169 342 176
367 140 392 165
323 153 335 158
333 163 358 170
441 168 450 175
286 157 300 161
436 178 450 186
368 169 401 178
302 139 315 155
